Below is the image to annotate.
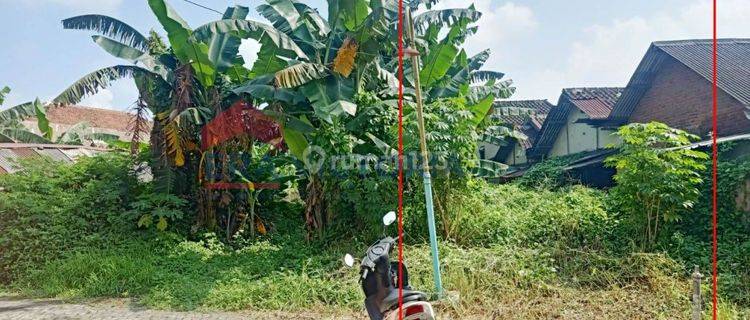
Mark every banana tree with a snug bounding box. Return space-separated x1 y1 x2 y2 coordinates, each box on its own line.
0 89 52 143
55 1 301 236
54 1 294 191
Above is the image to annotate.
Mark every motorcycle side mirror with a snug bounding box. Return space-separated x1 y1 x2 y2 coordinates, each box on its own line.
383 211 396 226
344 254 355 267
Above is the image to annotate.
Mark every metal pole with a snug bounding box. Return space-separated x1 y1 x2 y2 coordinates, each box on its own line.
692 265 703 320
405 8 443 296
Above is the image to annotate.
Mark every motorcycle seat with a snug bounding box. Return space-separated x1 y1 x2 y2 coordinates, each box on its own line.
381 289 428 312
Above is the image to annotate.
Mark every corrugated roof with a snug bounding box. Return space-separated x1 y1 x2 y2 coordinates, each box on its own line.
36 148 74 163
528 87 623 159
0 149 21 173
12 148 40 158
608 38 750 125
0 143 106 174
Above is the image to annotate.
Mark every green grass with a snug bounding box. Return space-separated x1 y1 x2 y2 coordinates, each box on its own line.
12 235 749 319
2 156 748 319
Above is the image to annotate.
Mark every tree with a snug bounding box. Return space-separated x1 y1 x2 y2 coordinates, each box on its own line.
213 0 515 234
0 87 51 143
605 122 708 249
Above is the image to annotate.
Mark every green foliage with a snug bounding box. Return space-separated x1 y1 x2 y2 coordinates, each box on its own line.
515 153 584 189
664 142 750 306
423 179 614 248
0 153 143 282
130 193 188 231
605 122 708 248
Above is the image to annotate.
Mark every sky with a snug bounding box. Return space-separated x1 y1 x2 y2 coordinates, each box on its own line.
1 0 750 112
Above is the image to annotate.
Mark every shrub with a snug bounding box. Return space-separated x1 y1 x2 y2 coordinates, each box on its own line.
424 178 615 249
605 122 708 248
515 153 584 189
0 153 142 282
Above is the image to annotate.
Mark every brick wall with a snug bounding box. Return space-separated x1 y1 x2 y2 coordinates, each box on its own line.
629 56 750 137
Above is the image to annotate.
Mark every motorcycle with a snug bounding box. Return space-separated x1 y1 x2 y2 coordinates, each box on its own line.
344 211 436 320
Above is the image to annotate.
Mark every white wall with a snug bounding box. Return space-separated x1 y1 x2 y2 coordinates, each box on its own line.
548 108 619 157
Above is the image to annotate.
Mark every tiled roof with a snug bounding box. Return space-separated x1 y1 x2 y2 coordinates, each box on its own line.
32 105 150 133
571 98 614 119
528 87 624 159
0 143 106 174
608 38 750 125
490 100 554 161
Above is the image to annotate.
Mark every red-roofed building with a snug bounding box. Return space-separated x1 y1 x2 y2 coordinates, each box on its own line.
527 87 623 161
21 105 151 142
481 99 553 166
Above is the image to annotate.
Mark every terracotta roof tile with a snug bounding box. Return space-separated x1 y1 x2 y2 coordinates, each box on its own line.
38 105 151 133
571 98 614 119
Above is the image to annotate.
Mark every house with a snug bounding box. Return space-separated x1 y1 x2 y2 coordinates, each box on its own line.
0 143 106 174
597 39 750 138
21 105 150 142
481 99 552 166
527 87 623 161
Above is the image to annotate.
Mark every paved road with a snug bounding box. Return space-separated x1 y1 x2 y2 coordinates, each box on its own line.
0 298 361 320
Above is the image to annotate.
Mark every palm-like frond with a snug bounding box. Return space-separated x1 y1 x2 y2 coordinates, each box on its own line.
192 19 309 60
53 65 157 105
0 101 36 123
0 128 51 144
56 121 91 144
0 86 9 105
470 70 505 84
413 8 481 34
407 0 440 10
62 14 148 51
257 0 303 35
274 63 328 88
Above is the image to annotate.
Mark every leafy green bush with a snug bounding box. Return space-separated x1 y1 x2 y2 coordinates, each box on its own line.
0 153 143 282
606 122 708 248
515 153 584 189
664 142 750 305
419 178 615 249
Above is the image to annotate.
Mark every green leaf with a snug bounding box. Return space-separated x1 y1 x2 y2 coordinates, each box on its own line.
315 100 357 123
0 86 9 105
33 99 52 140
91 36 165 77
62 14 148 51
257 0 303 35
413 7 481 34
0 101 36 123
0 128 51 144
193 19 308 60
156 216 168 231
467 94 494 128
339 0 369 31
137 214 153 228
281 126 308 160
53 65 158 105
92 35 146 61
148 0 215 87
203 6 250 70
249 45 288 77
233 84 303 104
366 133 397 156
419 38 459 87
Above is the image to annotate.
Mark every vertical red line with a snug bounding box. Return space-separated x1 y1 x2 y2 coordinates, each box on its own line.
711 0 719 319
396 0 405 319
